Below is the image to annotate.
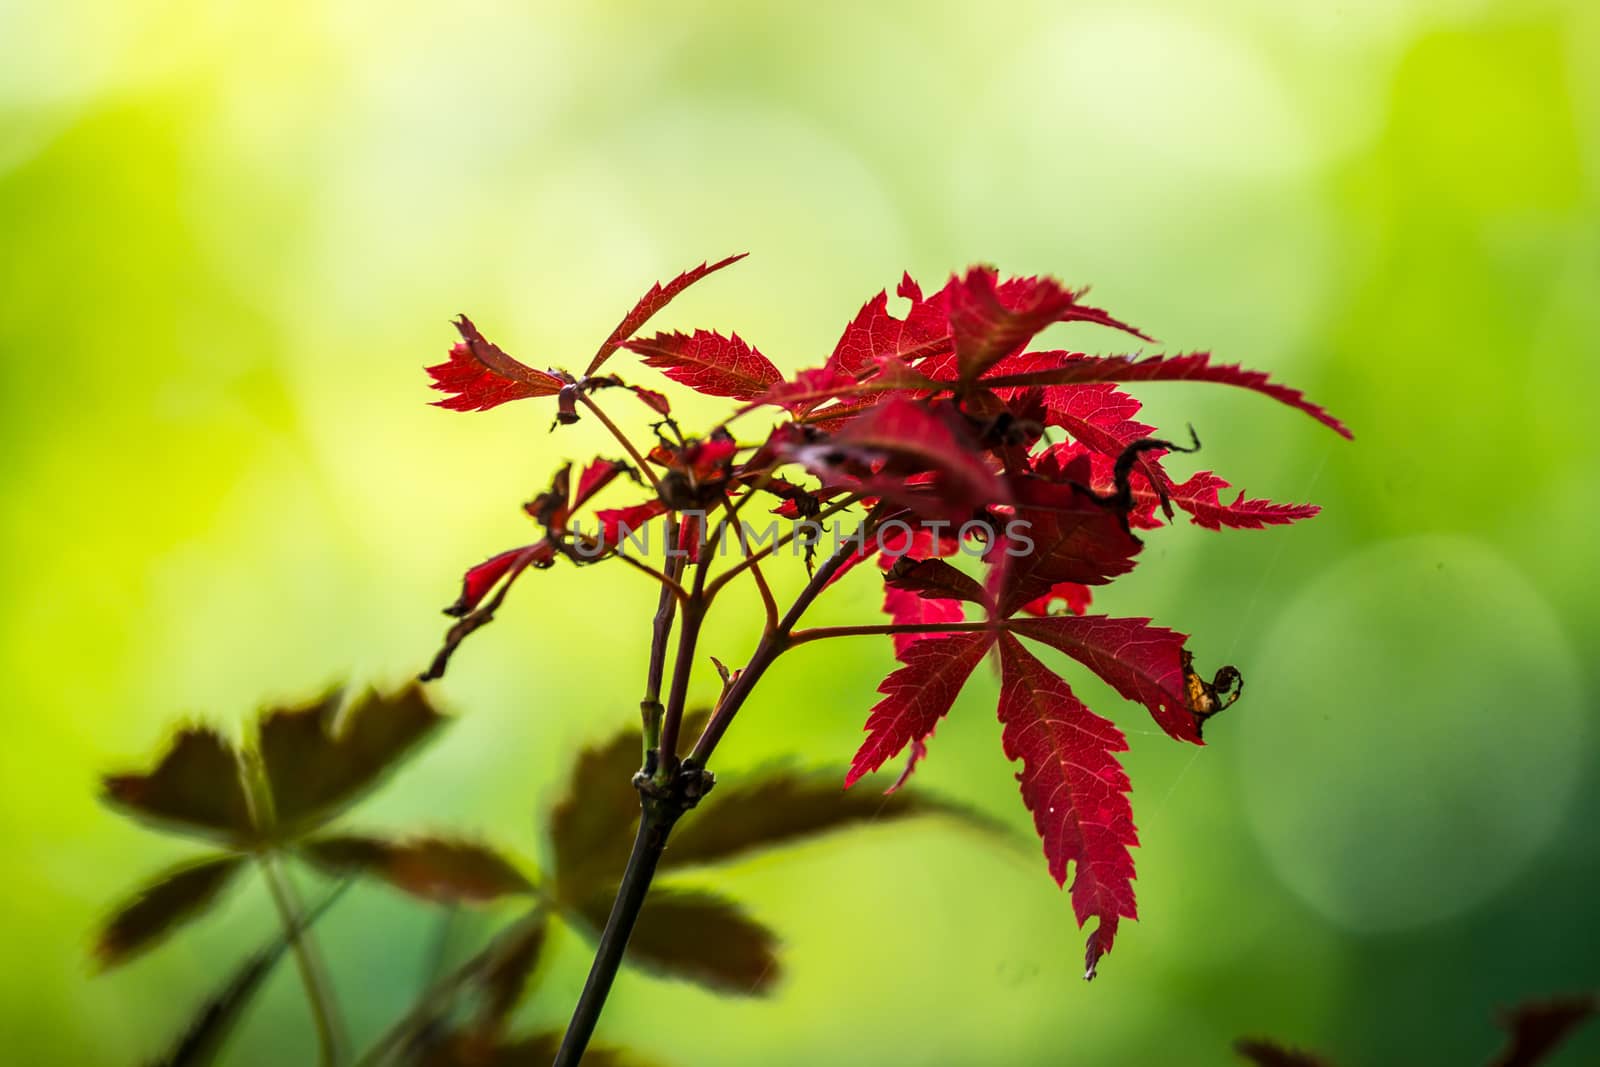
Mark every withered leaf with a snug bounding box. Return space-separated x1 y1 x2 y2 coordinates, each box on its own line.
575 888 781 996
258 685 446 835
97 854 247 970
102 728 254 844
300 834 533 904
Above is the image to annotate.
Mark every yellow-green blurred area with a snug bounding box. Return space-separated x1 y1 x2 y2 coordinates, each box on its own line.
3 0 1597 1063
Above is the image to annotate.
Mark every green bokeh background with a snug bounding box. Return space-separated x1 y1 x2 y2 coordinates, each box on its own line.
3 1 1596 1064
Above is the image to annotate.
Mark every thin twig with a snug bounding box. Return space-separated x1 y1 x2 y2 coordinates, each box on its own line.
654 594 705 781
578 393 662 494
354 907 547 1067
551 802 681 1067
640 523 684 769
731 516 779 632
689 516 874 766
787 620 992 646
704 494 863 598
258 853 347 1066
610 547 688 601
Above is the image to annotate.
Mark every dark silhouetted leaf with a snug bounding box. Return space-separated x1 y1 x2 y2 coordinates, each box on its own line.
301 835 533 904
102 728 254 844
548 730 647 905
258 685 446 835
413 1029 660 1067
1489 993 1600 1067
97 854 246 970
1237 991 1598 1067
548 711 710 903
576 888 780 996
1233 1040 1334 1067
145 884 345 1067
427 316 566 413
475 914 549 1031
661 771 983 871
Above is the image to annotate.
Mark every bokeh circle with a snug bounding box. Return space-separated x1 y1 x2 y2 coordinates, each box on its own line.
1238 534 1586 932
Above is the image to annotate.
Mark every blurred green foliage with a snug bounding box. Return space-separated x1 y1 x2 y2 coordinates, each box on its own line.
1 1 1595 1064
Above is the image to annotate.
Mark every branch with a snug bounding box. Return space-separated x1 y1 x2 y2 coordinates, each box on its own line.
552 775 709 1067
688 516 874 766
551 519 871 1065
654 574 708 782
640 523 684 771
609 547 688 602
704 493 863 599
732 515 779 632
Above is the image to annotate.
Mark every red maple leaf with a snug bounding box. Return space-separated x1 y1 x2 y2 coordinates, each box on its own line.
585 253 748 375
824 273 956 379
976 350 1353 439
426 316 565 412
1007 614 1237 744
784 397 1007 523
996 633 1136 979
1149 470 1321 531
844 632 992 789
948 267 1152 383
985 476 1145 616
623 329 783 401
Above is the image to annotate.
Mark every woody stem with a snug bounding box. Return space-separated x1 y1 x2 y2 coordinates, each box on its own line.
639 523 684 771
553 520 869 1064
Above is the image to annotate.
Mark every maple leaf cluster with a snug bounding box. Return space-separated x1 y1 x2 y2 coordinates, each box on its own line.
424 255 1348 979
